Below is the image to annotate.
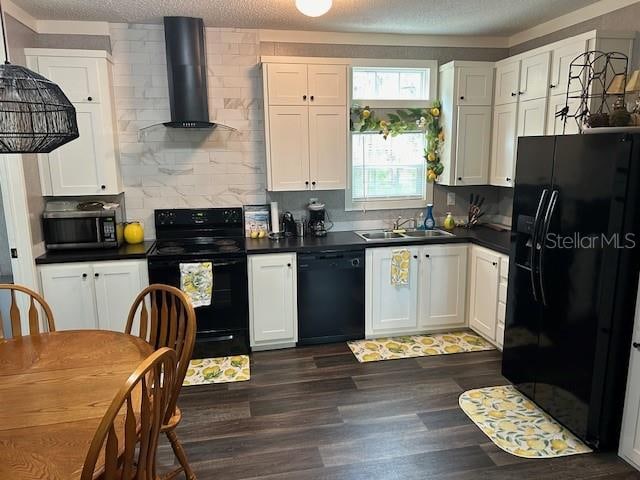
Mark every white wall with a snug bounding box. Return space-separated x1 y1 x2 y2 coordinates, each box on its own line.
110 24 267 238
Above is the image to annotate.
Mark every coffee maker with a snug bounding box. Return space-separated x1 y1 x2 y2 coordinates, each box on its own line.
307 200 327 237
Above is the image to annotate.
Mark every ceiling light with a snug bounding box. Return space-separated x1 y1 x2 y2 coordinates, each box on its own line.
295 0 332 17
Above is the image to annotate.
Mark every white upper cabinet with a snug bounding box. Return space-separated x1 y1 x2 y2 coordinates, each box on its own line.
438 62 494 186
546 94 581 136
47 103 110 196
26 49 122 196
418 245 468 329
494 60 521 106
518 51 551 101
35 56 103 103
455 106 492 185
549 39 588 96
490 102 518 187
308 106 347 190
267 106 310 191
366 247 421 336
263 60 347 191
266 63 308 105
307 65 347 106
248 253 297 347
517 98 547 137
456 65 494 106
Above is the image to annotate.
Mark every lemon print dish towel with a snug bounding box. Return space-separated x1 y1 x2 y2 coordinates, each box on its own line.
348 331 494 362
459 385 592 459
183 355 250 386
391 249 411 286
180 262 213 307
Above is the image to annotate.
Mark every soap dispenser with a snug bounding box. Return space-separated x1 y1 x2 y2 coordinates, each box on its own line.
423 204 436 230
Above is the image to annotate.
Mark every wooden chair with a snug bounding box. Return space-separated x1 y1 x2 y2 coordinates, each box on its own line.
0 284 55 339
125 285 197 480
81 347 177 480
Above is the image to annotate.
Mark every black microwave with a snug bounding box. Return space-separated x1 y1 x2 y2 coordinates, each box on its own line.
43 202 125 250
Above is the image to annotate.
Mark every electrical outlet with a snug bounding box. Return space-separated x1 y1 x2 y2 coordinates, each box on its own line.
447 192 456 206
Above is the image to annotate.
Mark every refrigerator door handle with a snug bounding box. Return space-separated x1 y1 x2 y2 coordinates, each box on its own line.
538 189 559 306
530 189 549 302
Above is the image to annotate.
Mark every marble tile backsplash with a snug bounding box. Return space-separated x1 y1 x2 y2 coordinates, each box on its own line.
110 23 267 238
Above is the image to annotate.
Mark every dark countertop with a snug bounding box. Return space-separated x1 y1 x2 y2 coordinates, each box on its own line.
245 226 511 256
35 241 156 265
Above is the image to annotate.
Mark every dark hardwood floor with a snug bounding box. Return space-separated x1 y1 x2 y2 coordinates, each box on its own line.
158 343 640 480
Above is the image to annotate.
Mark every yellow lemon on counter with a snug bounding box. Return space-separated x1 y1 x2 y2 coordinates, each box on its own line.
124 221 144 244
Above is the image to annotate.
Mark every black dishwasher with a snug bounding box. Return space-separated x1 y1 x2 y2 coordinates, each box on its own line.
297 249 365 345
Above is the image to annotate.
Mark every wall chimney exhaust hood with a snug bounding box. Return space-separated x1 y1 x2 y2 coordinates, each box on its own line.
140 16 234 133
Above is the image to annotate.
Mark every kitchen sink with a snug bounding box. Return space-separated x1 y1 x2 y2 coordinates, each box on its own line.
402 230 453 238
355 229 454 242
358 231 406 240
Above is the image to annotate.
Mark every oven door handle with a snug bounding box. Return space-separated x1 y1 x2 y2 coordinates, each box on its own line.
195 333 234 341
148 257 246 268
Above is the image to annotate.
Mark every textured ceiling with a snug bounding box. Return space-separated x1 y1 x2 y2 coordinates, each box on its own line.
12 0 601 36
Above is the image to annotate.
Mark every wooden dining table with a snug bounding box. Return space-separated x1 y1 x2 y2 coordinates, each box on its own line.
0 330 153 480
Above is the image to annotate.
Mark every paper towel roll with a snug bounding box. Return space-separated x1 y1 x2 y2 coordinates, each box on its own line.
270 202 280 233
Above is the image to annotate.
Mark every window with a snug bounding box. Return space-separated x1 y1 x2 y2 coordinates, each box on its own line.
347 61 437 211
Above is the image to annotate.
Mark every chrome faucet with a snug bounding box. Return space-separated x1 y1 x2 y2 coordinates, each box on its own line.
392 216 417 231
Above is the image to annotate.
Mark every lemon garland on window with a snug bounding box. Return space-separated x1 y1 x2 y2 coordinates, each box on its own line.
350 101 444 182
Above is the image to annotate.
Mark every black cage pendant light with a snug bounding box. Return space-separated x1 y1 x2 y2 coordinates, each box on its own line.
0 1 78 154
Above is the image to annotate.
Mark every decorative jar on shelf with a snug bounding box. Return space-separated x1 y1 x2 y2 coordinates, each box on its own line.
124 221 144 245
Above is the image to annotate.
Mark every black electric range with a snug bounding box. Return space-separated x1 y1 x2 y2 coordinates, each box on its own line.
147 208 249 359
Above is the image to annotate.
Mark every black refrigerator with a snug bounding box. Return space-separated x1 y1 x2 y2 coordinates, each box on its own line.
503 133 640 450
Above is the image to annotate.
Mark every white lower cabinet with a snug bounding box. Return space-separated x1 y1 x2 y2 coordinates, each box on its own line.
619 279 640 470
366 244 468 338
367 247 421 336
468 245 508 348
248 253 298 349
39 260 148 332
419 245 468 330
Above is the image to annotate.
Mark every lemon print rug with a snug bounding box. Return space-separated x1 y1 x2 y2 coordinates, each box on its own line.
347 331 494 362
459 385 592 458
183 355 250 386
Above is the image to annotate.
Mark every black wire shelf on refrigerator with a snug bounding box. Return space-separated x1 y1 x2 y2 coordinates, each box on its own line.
560 50 629 134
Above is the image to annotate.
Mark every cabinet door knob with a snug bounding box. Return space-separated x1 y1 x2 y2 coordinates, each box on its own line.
82 273 88 278
310 95 314 101
413 255 418 259
511 92 517 97
303 95 307 101
633 342 640 350
94 273 100 278
311 181 316 186
287 263 292 268
101 185 106 190
87 96 93 101
492 262 498 266
459 96 465 100
518 91 525 95
506 177 512 182
425 254 430 258
305 181 309 187
457 177 462 181
549 84 556 89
